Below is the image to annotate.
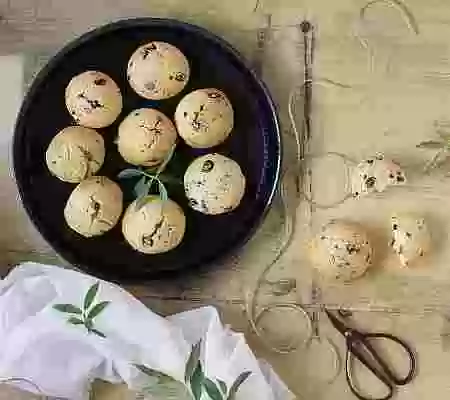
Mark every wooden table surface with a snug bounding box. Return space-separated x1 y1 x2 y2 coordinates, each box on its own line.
2 0 450 399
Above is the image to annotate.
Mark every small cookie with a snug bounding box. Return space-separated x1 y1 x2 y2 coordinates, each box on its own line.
175 88 234 148
46 126 105 183
389 213 431 267
310 220 373 281
65 71 122 128
351 154 406 197
117 108 177 166
184 153 245 215
64 176 123 237
122 197 186 254
127 41 189 100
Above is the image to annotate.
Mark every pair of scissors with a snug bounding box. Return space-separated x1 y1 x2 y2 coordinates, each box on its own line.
325 309 416 400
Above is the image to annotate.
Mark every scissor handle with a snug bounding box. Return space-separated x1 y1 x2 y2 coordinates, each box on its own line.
345 331 416 400
362 332 416 385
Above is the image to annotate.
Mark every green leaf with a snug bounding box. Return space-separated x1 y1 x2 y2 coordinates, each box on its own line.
185 341 202 382
134 194 159 211
417 140 445 149
190 364 204 400
145 166 159 174
85 318 94 330
90 328 106 338
226 371 251 400
135 363 163 378
117 168 142 179
204 378 224 400
134 176 151 198
84 282 100 311
53 304 83 314
137 366 192 400
159 173 182 185
217 379 227 395
67 317 84 325
87 301 110 320
158 180 168 201
134 364 179 384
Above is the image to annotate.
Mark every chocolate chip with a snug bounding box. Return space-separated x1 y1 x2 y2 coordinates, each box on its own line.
201 160 214 172
406 232 412 238
393 224 398 230
183 111 188 117
94 78 107 86
367 159 374 165
173 72 186 82
396 175 405 183
389 173 395 179
346 243 360 254
365 176 376 189
188 198 199 207
145 82 156 91
201 200 209 212
191 120 202 131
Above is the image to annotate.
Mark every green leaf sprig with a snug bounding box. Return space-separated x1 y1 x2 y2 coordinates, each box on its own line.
134 339 252 400
118 144 178 210
53 282 109 338
184 340 252 400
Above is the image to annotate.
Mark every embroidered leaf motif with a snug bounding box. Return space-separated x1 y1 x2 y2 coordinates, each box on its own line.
88 301 110 319
185 341 201 382
226 371 252 400
53 304 82 314
67 317 84 325
217 379 227 395
90 328 106 338
53 281 109 338
190 364 204 400
84 282 99 311
204 378 224 400
135 364 192 400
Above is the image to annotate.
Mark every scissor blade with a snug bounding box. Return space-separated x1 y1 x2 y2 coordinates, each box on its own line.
325 309 350 336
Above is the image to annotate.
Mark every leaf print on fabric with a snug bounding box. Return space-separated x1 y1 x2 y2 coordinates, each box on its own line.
83 282 99 311
204 378 224 400
53 304 82 314
134 364 191 400
227 371 252 400
185 340 201 382
53 281 109 338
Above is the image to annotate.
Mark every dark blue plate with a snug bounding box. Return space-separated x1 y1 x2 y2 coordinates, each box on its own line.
13 18 281 283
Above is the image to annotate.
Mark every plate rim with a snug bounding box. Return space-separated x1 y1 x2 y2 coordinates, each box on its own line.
13 17 283 282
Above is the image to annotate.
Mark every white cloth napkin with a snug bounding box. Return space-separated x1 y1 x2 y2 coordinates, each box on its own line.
0 263 294 400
